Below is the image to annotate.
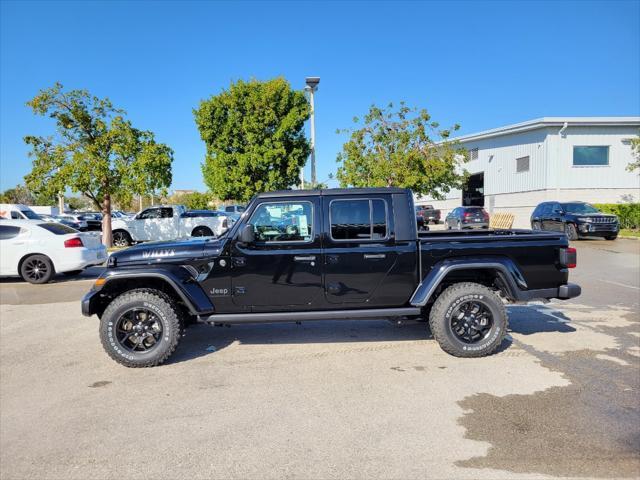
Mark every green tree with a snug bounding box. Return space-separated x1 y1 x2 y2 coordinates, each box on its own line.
336 102 468 198
169 191 216 210
628 136 640 172
0 184 36 204
23 83 173 246
195 77 310 202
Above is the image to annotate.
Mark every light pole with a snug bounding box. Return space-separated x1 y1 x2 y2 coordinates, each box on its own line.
305 77 320 187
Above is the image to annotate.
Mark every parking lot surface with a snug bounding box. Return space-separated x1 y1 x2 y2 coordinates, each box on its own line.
1 239 638 479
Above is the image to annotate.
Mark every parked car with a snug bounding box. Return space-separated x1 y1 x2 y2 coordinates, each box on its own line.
110 205 229 247
39 214 85 231
57 214 90 231
82 187 580 367
0 203 41 220
68 212 102 231
0 220 107 284
531 201 619 240
445 206 490 230
416 205 441 224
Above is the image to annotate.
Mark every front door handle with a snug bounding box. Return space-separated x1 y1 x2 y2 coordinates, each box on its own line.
294 255 316 262
364 253 386 260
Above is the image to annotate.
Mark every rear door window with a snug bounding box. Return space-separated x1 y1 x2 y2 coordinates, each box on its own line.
0 225 24 240
330 199 388 241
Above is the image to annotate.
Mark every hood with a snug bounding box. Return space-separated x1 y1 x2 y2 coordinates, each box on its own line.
111 237 225 266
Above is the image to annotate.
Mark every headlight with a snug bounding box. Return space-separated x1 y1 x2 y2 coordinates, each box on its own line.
581 217 593 223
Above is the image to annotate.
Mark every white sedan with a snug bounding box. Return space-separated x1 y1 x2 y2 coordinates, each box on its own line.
0 219 107 284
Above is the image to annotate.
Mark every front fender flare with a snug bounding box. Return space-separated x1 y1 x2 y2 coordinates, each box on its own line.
82 266 214 317
409 257 528 307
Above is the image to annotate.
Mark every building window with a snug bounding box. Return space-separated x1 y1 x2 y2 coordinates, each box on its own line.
516 156 530 173
573 146 609 166
468 148 479 161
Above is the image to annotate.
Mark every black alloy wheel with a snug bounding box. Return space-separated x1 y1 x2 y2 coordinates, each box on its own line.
115 308 163 353
449 300 493 344
20 255 54 284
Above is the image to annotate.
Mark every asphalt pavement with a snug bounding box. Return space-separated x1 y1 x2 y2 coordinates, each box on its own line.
0 238 638 479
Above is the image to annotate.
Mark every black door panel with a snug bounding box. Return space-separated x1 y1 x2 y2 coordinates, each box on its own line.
230 197 323 310
322 195 417 306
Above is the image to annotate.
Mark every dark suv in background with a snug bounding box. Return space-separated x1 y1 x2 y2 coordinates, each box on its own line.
445 206 490 230
530 201 619 240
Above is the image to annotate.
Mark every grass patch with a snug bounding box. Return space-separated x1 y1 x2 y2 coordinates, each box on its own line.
619 229 640 238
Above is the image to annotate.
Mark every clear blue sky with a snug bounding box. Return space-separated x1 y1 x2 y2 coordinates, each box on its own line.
1 0 639 192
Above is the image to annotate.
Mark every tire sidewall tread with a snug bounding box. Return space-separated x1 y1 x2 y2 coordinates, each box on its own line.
429 282 507 358
99 289 183 367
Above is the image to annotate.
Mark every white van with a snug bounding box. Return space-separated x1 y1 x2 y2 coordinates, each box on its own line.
0 204 42 220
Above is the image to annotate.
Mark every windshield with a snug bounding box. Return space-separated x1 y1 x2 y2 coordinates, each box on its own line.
561 203 600 214
21 209 41 220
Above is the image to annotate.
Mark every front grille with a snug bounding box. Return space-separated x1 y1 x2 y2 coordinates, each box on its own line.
589 217 616 224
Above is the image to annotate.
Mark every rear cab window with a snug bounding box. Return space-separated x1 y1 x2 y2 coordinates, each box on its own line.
329 198 388 241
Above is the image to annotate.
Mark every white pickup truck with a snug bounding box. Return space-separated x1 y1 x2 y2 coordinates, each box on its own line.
110 205 229 247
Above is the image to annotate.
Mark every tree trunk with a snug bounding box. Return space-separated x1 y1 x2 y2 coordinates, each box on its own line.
102 194 112 247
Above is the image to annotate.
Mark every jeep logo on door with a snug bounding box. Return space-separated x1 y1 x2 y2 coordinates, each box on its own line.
210 288 229 297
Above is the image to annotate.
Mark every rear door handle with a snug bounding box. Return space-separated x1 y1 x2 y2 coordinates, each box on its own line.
364 253 386 260
294 255 316 262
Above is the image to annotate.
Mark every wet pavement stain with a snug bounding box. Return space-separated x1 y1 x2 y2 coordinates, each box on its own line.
456 311 640 478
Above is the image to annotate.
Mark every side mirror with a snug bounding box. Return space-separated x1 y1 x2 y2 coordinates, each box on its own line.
238 224 255 244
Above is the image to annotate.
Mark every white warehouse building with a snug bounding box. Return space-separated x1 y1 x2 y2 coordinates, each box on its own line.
416 117 640 228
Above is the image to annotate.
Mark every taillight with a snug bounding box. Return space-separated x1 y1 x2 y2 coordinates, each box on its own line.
64 237 84 248
560 247 577 268
463 212 472 218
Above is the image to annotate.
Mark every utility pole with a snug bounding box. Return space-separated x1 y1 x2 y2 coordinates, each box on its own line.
305 77 320 187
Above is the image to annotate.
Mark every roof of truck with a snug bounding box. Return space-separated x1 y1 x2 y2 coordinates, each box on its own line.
257 187 409 198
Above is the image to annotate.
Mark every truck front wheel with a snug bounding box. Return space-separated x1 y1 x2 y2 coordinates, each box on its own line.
429 282 507 358
99 289 183 367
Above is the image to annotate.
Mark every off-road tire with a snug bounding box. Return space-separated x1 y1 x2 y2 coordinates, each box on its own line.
429 282 507 358
112 230 132 247
99 289 183 367
564 223 578 241
19 254 54 284
191 226 213 237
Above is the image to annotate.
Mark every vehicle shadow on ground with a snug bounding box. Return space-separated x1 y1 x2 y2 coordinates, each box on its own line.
167 306 577 365
507 305 576 335
0 266 105 285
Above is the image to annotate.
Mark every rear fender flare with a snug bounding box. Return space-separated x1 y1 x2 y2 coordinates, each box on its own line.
410 257 528 306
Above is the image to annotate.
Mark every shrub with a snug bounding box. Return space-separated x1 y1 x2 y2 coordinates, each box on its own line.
593 203 640 229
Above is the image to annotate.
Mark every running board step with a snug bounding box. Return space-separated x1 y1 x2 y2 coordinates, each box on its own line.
200 307 421 324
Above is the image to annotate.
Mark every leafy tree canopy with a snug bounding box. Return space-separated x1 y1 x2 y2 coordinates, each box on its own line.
195 77 310 202
336 102 468 198
23 83 173 245
169 191 217 210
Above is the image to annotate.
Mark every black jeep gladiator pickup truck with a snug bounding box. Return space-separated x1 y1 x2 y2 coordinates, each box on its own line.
82 188 580 367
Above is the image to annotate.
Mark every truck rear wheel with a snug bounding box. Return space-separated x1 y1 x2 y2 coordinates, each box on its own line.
99 289 183 367
112 230 132 247
429 282 507 358
191 226 213 237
